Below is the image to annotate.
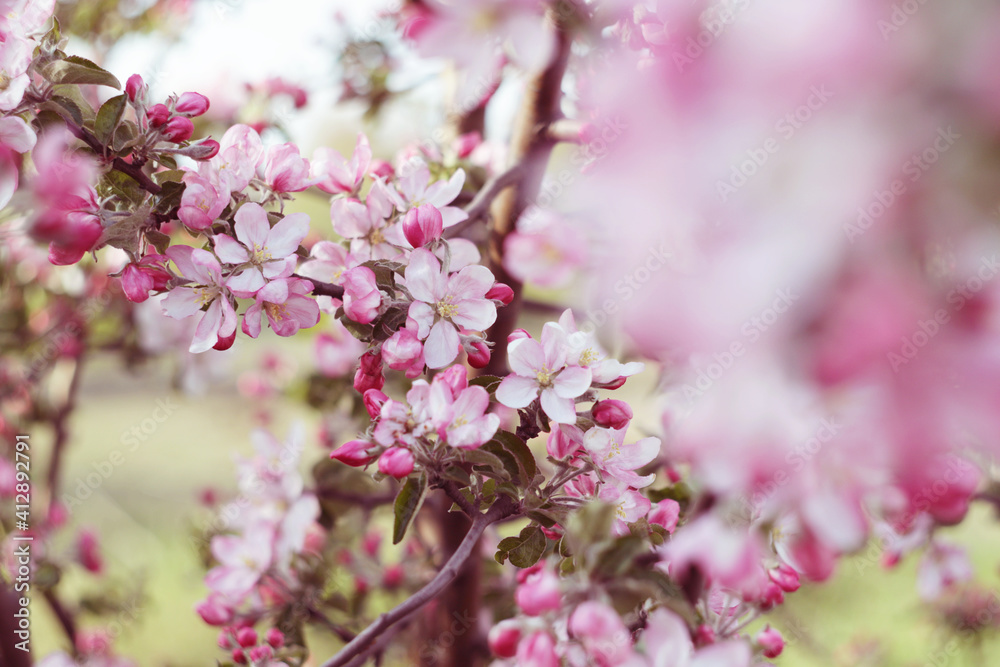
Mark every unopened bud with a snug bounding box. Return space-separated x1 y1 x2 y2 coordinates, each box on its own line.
163 116 194 142
402 203 443 248
175 91 210 116
125 74 144 102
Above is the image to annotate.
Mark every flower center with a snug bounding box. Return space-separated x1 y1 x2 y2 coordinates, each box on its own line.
251 243 273 265
615 504 627 520
536 367 555 388
436 296 458 319
579 348 599 366
370 227 385 245
194 287 216 307
0 72 9 92
265 302 288 322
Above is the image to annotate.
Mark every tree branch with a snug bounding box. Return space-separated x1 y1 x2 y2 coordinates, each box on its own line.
448 164 525 236
319 497 519 667
296 275 345 300
65 123 163 196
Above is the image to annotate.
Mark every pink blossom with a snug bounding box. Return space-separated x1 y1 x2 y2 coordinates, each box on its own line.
125 74 144 102
202 124 263 193
389 160 468 228
916 541 972 600
215 203 308 296
162 245 238 353
639 608 751 667
659 515 765 593
404 248 497 368
382 326 425 378
438 384 500 449
496 323 592 424
76 529 103 574
596 481 652 536
179 171 227 231
515 631 560 667
488 619 521 658
756 626 784 659
514 566 561 616
242 277 320 338
547 423 584 459
503 210 588 288
204 521 275 601
311 133 371 195
569 602 634 666
363 389 389 419
341 266 382 324
557 309 644 385
331 181 400 260
0 0 57 35
649 499 680 534
315 321 366 377
163 116 194 142
354 350 385 394
583 427 660 489
0 37 32 110
378 447 415 479
0 115 36 153
592 399 632 430
259 143 312 193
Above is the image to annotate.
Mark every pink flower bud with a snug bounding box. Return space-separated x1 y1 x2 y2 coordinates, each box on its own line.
515 567 561 616
330 439 375 466
591 399 632 430
402 203 444 248
546 423 583 459
516 631 559 667
488 619 521 658
363 388 389 419
353 350 385 393
378 447 415 479
768 563 800 592
175 91 210 116
196 596 234 626
362 531 381 557
163 116 194 142
369 159 394 180
217 629 234 649
146 103 170 127
232 649 247 665
248 646 273 662
516 563 543 585
756 626 784 658
342 266 382 324
694 624 715 647
758 582 785 611
467 340 491 369
235 627 257 648
266 628 285 648
125 74 144 102
186 139 220 160
508 329 530 343
77 529 103 574
594 376 627 390
486 282 515 305
383 563 404 588
455 131 481 159
648 498 680 534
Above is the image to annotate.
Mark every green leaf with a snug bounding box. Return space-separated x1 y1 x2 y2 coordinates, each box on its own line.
154 181 185 215
38 95 85 127
153 169 186 184
469 374 502 396
482 431 537 485
592 535 647 577
393 475 426 544
495 524 547 568
99 205 151 255
145 229 171 255
461 448 511 480
101 170 146 207
95 94 127 145
112 121 139 153
44 56 121 89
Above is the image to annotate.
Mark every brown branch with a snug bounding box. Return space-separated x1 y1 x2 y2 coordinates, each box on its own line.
47 355 84 498
448 164 525 236
319 496 520 667
436 480 479 517
66 122 163 196
296 275 345 300
43 589 79 653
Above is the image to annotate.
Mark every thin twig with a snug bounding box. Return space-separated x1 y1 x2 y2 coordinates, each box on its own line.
295 275 345 300
319 496 519 667
448 164 525 236
65 122 163 196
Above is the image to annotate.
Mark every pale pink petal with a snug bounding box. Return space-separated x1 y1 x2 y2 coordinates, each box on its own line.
496 375 539 408
508 337 545 377
234 202 271 249
266 212 309 257
161 287 202 319
448 264 494 299
226 269 265 297
214 234 249 263
426 168 465 208
552 365 592 399
331 198 372 238
452 298 497 331
242 302 263 338
407 300 436 339
404 248 445 303
190 300 224 353
424 319 460 369
540 388 577 424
